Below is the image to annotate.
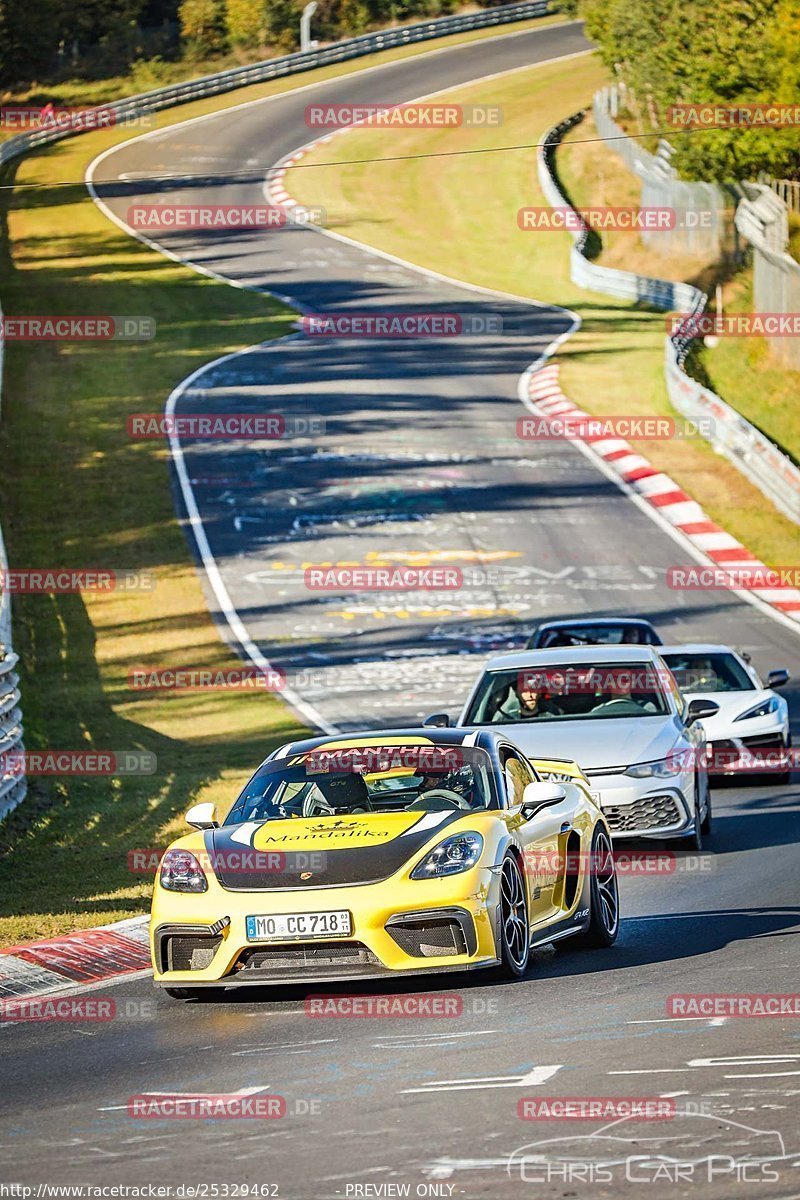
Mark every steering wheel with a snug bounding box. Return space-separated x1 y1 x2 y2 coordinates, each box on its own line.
408 788 471 811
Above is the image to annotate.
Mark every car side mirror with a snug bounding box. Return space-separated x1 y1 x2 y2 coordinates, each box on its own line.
520 780 567 819
422 713 451 728
185 802 219 829
686 698 720 726
767 668 790 689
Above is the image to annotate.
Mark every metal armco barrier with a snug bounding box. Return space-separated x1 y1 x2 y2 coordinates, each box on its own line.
0 1 554 170
537 113 800 526
0 519 25 820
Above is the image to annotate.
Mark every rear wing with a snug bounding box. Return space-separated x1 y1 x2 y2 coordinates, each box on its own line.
529 756 591 787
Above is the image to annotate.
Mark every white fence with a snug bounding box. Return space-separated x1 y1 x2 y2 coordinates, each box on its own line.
0 515 25 821
736 183 800 371
537 112 800 525
593 85 727 259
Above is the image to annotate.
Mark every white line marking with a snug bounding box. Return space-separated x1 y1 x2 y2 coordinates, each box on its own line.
402 1063 561 1093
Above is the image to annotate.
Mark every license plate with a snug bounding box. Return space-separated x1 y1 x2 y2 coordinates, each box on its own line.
246 910 352 942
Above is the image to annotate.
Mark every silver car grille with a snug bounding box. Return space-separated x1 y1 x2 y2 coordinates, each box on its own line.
603 794 683 832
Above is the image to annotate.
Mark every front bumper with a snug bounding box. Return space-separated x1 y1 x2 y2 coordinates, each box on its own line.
584 771 695 839
150 870 501 988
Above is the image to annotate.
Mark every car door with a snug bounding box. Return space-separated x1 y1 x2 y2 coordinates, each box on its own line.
500 748 575 928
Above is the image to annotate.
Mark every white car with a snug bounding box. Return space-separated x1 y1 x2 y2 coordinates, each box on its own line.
659 644 791 782
426 646 717 848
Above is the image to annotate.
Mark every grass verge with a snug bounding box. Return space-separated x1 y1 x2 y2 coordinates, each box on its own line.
287 52 800 568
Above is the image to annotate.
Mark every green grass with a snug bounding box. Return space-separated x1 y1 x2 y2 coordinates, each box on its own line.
288 52 800 569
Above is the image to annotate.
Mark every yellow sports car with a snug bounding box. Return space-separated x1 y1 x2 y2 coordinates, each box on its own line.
150 729 619 998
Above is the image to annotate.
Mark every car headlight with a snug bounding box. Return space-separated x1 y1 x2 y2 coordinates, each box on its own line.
734 696 780 722
159 848 208 892
625 755 685 779
410 833 484 879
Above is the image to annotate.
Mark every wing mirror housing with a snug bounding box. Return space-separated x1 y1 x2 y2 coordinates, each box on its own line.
767 668 790 689
520 780 567 820
185 802 219 830
686 698 720 726
422 713 452 728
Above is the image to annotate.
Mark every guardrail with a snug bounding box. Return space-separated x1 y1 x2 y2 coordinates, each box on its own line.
0 0 555 170
0 516 25 821
537 112 800 526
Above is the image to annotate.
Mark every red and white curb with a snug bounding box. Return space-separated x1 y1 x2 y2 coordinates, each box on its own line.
528 365 800 619
0 916 149 1001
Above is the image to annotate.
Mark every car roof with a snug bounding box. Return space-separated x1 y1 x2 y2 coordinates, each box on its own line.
536 617 655 629
658 643 739 656
262 726 514 769
482 644 661 670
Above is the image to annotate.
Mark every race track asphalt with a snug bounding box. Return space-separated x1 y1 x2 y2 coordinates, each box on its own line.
3 19 800 1199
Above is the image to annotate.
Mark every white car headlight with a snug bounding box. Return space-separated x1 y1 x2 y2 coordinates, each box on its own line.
625 755 684 779
733 696 780 722
159 848 208 892
410 833 484 879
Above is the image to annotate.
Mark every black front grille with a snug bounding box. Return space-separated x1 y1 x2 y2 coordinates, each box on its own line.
386 918 467 958
604 794 682 832
238 941 379 972
163 934 222 971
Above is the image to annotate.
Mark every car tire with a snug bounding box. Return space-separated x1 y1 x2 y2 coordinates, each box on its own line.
774 735 792 786
700 773 712 835
494 854 530 979
575 826 619 949
684 801 703 851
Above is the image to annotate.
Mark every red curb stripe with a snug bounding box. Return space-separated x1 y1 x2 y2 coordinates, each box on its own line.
623 466 660 483
677 521 723 536
706 547 759 564
5 929 151 983
648 490 692 507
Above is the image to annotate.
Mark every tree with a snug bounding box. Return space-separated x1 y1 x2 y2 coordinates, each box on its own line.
224 0 266 48
179 0 225 54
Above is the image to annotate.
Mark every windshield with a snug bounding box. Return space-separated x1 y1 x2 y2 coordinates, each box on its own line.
464 663 671 724
224 743 496 825
661 652 754 694
534 623 657 648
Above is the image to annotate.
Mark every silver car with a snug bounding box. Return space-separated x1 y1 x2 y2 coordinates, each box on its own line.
427 646 716 848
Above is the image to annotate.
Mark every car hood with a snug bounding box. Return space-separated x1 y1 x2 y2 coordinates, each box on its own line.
485 717 683 772
205 809 466 889
687 690 778 736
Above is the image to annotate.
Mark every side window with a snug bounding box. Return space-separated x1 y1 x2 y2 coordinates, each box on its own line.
661 663 686 718
502 750 535 806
